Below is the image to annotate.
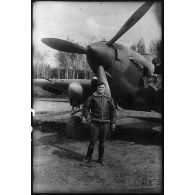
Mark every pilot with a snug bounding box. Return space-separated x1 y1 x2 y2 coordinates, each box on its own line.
81 81 116 165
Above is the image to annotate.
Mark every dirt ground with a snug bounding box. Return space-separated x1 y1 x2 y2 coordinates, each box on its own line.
32 98 162 193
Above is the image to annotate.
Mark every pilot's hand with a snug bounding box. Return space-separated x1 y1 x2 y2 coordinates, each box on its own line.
111 124 116 132
86 119 91 124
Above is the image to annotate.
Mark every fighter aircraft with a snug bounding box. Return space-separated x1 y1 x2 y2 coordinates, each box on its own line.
35 1 162 136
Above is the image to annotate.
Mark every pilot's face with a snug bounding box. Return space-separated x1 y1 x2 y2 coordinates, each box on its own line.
97 84 106 94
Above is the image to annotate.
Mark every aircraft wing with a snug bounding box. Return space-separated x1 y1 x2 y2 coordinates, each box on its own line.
33 79 92 100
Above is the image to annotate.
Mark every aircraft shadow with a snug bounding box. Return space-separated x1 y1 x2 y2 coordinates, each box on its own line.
33 121 66 134
110 125 162 146
33 133 85 162
33 120 162 146
33 133 76 146
52 145 85 162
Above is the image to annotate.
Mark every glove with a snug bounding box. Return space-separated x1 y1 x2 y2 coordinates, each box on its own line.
111 124 116 132
86 118 91 125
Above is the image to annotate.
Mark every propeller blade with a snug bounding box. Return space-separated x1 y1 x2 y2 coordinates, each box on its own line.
96 66 111 97
41 38 87 54
106 2 154 46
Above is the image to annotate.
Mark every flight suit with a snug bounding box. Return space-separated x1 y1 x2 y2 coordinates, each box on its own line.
83 92 116 162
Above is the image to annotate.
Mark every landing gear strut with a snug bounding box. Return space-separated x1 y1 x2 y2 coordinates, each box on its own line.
65 99 83 138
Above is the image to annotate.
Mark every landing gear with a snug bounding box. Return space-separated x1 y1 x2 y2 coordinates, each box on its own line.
65 99 83 138
66 114 82 138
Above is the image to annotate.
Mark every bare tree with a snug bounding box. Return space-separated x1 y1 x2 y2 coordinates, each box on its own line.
136 38 146 54
130 38 146 54
149 40 162 64
55 38 90 79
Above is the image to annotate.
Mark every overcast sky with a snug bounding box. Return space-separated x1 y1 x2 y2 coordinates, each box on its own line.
33 1 162 67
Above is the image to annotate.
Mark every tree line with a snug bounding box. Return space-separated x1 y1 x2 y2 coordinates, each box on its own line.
33 38 162 80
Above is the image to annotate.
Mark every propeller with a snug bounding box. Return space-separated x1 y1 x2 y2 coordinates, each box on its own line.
106 1 154 46
41 2 154 97
41 38 87 54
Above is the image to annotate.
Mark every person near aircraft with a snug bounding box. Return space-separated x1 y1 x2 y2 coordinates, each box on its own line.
81 81 116 165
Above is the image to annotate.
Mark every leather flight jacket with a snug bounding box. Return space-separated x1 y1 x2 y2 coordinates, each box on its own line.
83 92 116 124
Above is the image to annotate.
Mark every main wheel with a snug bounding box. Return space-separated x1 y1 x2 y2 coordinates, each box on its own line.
66 115 82 138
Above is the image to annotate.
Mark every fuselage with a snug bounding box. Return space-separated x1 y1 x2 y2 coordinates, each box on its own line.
86 41 153 99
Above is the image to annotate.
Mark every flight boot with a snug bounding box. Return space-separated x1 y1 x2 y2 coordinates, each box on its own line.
80 147 94 165
97 145 105 165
